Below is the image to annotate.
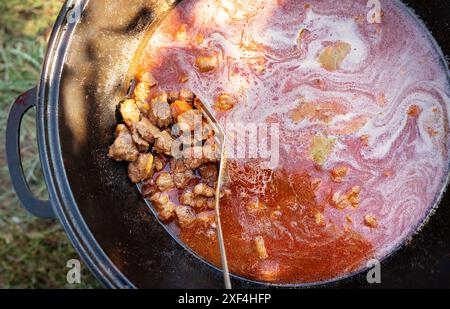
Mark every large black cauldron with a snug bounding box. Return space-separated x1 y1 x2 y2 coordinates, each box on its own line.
6 0 450 288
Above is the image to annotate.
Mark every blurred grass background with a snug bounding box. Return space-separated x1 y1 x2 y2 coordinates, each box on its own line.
0 0 100 288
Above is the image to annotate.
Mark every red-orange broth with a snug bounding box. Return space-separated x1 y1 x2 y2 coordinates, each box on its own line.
138 0 450 283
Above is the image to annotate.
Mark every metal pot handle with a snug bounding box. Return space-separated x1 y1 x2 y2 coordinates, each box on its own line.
6 87 55 219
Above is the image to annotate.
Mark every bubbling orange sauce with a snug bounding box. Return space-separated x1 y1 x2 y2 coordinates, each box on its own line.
137 0 450 283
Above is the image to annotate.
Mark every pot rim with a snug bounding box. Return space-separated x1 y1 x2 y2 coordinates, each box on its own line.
37 0 135 289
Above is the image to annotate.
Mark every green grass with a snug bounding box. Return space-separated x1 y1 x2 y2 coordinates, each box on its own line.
0 0 101 289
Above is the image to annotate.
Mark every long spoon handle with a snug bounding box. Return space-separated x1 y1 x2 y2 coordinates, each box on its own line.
215 141 232 289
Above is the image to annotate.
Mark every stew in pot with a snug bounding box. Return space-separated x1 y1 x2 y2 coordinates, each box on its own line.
108 0 450 283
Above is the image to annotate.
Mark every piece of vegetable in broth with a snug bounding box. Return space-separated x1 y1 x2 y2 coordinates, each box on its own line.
318 41 352 71
195 54 218 73
309 134 336 165
171 100 193 119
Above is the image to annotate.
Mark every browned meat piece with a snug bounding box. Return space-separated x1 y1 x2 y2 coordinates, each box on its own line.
182 121 214 145
179 190 213 209
192 197 210 209
169 158 195 189
364 215 378 228
203 138 220 162
214 93 236 111
159 201 175 221
139 72 158 87
131 128 150 152
196 210 217 238
331 165 349 183
255 236 269 259
155 172 175 191
175 206 196 227
179 73 189 83
179 89 195 104
108 124 139 162
247 197 267 212
183 156 206 170
149 94 172 128
174 169 195 189
136 117 161 143
134 82 150 107
134 72 157 114
196 197 214 209
150 192 175 221
150 191 169 205
142 179 158 198
194 183 216 198
167 91 180 104
331 186 360 210
181 146 205 161
176 133 194 150
203 198 215 210
177 109 203 131
182 138 220 165
180 190 195 206
154 130 174 156
170 158 187 173
198 163 218 182
128 153 154 183
197 210 216 226
221 187 232 199
201 121 215 141
120 99 141 127
154 154 168 172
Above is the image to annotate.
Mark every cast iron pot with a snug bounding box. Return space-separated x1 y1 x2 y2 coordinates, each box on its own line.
5 0 450 288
